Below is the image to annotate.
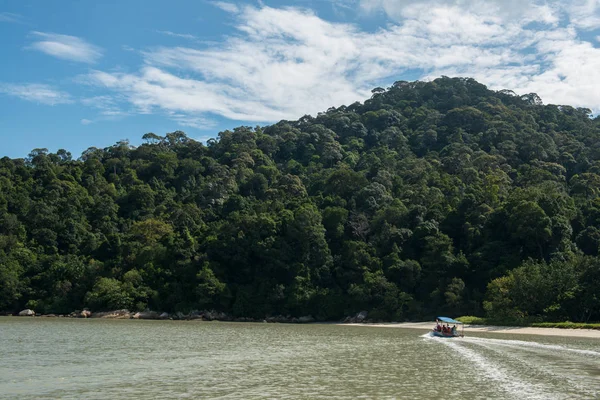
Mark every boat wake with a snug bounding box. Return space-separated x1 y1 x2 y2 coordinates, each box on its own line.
463 336 600 357
462 337 600 397
423 334 600 399
435 337 555 400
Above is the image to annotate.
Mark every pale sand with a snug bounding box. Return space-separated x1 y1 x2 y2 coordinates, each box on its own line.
338 322 600 339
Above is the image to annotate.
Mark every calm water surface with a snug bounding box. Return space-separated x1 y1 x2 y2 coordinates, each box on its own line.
0 318 599 399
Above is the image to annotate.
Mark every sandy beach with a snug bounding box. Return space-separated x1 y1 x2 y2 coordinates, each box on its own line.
338 322 600 339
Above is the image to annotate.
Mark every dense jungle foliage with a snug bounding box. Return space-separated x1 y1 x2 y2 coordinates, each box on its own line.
1 77 599 323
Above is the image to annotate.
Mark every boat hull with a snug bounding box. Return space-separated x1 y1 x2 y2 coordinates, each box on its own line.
431 330 460 338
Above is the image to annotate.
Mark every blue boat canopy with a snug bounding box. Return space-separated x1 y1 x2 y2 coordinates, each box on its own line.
436 316 463 324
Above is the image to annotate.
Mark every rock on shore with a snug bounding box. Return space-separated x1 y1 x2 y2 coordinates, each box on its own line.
132 311 161 320
15 308 325 323
343 311 369 323
90 309 132 319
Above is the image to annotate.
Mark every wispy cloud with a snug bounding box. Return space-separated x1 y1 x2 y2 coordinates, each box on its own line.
331 0 359 17
157 30 197 40
0 12 24 24
0 83 72 105
212 1 240 14
565 0 600 30
28 32 103 63
168 112 216 129
78 2 600 128
81 95 129 118
357 0 600 29
357 0 560 24
80 118 93 125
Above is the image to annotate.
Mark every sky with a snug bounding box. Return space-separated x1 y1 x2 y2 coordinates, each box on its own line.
1 0 600 158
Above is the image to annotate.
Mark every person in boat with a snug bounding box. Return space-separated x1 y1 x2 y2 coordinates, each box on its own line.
451 325 456 335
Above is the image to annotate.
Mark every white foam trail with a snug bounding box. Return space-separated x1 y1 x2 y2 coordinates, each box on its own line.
468 339 597 397
433 338 561 400
464 337 600 357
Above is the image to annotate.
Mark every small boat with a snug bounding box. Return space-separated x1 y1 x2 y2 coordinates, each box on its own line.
431 316 464 338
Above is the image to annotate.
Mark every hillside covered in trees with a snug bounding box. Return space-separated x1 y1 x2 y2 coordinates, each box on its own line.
1 77 599 323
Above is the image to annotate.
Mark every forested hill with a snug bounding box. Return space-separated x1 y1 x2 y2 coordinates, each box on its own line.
1 77 600 323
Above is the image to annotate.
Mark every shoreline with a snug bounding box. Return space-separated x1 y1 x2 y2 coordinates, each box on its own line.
337 322 600 339
3 315 599 339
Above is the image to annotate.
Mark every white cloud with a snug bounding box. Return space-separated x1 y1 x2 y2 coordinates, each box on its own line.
508 37 600 110
79 2 600 127
358 0 558 24
565 0 600 30
156 30 197 40
168 112 216 129
28 32 103 63
81 95 129 117
87 66 300 121
212 1 240 14
358 0 600 29
0 83 72 105
81 118 93 125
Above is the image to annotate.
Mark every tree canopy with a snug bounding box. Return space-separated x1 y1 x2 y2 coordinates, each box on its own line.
1 76 599 323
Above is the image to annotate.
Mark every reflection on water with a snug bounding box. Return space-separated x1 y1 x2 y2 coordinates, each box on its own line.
0 318 598 399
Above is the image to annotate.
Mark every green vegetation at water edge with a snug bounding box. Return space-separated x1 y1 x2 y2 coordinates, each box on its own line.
456 316 488 325
530 322 600 330
1 77 600 324
456 316 600 330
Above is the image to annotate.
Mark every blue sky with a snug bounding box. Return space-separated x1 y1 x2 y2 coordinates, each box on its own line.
1 0 600 158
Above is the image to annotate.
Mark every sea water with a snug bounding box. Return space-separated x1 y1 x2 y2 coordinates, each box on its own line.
0 318 598 399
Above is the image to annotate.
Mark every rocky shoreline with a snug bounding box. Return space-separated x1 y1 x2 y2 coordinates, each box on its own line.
7 308 373 324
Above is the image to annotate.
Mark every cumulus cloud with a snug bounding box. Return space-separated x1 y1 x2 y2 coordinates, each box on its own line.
0 83 72 105
79 2 600 127
28 32 103 63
